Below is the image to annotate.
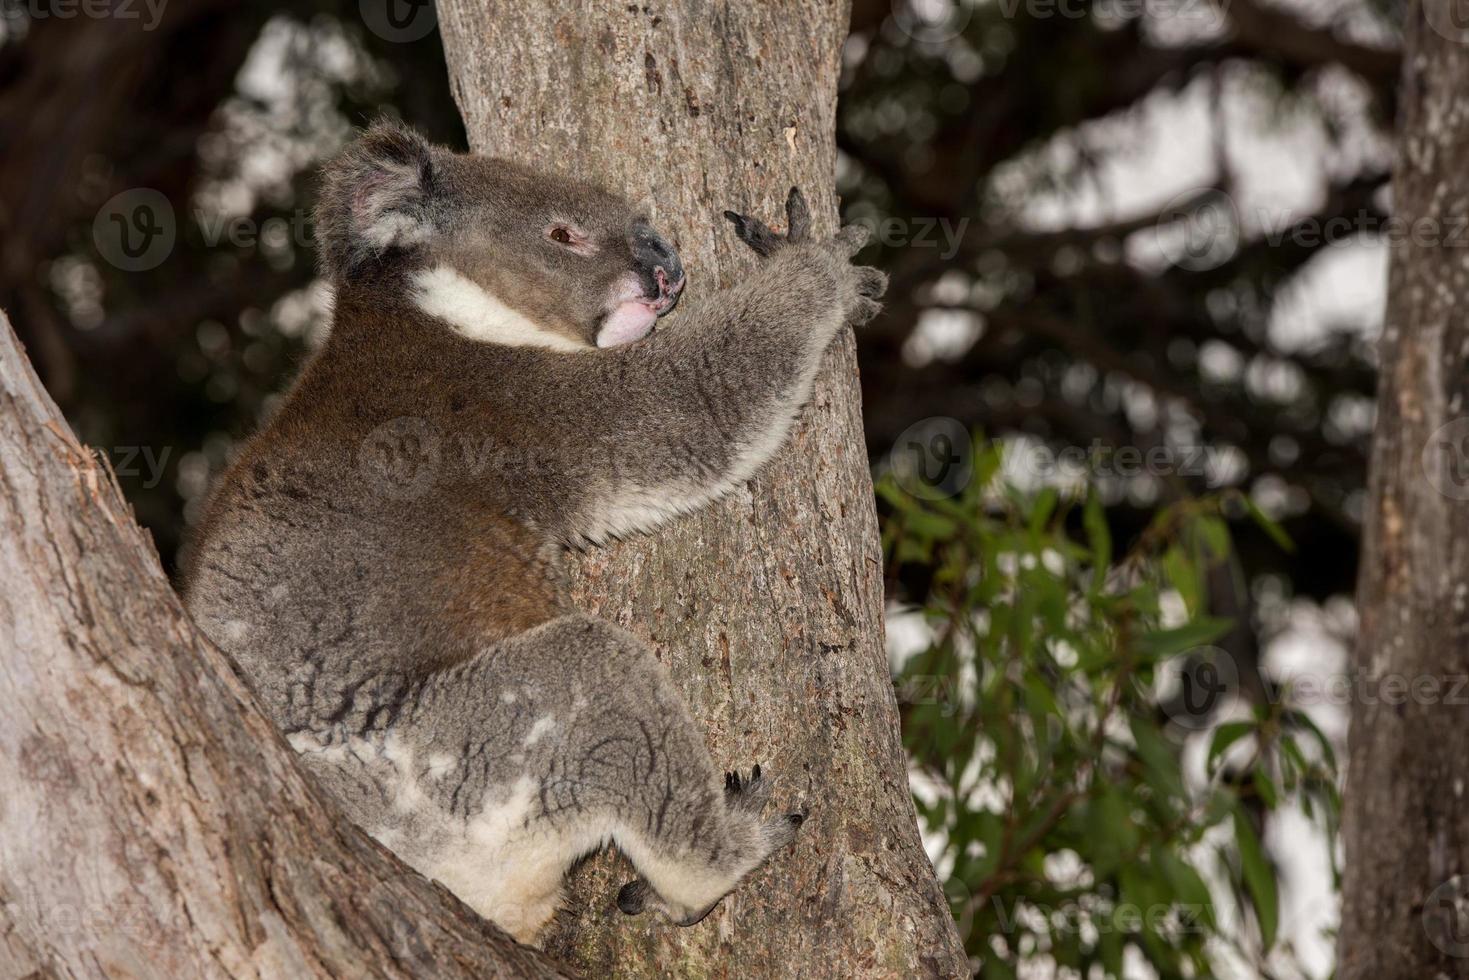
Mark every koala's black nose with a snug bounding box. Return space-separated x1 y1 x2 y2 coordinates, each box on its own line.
631 222 684 285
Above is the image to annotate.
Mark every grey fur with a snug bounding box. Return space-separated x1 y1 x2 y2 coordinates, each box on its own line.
182 123 886 944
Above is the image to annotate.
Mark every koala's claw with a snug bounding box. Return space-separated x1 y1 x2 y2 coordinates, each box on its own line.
834 223 871 257
617 878 650 915
724 210 784 257
724 764 773 813
724 187 813 257
784 186 812 244
856 266 888 298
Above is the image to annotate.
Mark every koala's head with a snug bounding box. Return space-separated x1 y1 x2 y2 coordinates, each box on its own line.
315 122 685 349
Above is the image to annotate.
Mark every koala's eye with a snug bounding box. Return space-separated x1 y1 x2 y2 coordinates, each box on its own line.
546 223 596 257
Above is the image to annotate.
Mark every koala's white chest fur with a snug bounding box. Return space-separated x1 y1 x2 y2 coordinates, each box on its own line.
411 265 590 352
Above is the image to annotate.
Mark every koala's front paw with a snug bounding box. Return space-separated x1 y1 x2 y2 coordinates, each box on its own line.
724 188 888 326
837 234 888 327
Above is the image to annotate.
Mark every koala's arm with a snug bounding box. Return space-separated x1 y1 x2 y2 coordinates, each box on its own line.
555 191 886 543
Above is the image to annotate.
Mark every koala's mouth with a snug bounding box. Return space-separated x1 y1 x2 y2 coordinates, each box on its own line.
597 267 687 348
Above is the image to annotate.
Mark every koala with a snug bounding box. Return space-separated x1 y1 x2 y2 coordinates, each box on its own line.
181 122 886 944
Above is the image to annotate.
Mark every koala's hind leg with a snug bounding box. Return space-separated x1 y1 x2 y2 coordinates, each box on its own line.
530 616 805 926
399 614 805 934
612 764 805 927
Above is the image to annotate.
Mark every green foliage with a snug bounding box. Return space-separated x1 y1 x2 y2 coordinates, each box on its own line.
880 440 1339 978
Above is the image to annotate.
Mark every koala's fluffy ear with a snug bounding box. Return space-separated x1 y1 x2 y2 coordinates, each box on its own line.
315 122 437 279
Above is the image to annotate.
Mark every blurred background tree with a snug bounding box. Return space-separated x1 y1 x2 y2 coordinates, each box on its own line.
0 0 1404 975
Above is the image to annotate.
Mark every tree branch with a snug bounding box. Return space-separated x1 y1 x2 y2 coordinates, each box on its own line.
0 310 566 978
1222 0 1400 83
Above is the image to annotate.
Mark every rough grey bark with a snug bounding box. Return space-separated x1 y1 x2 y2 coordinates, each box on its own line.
1340 3 1469 977
0 311 567 979
433 3 967 976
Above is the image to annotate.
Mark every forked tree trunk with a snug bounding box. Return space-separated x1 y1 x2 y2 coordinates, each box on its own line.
0 3 964 975
434 2 967 976
1340 2 1469 977
0 311 566 977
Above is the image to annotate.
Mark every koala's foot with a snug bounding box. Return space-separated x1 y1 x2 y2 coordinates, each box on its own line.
615 763 805 927
726 764 806 852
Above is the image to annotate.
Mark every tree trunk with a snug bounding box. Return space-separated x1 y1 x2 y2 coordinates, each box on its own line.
1340 3 1469 976
433 3 967 977
0 310 566 978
